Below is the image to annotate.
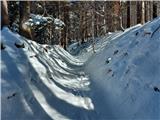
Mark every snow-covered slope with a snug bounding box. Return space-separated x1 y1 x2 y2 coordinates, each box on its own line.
1 17 160 120
85 17 160 119
1 28 94 120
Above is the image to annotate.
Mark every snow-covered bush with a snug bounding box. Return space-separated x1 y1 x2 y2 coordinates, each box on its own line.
24 14 65 44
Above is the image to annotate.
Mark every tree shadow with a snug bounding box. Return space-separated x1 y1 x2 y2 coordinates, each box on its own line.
1 40 95 120
35 55 90 95
1 50 52 120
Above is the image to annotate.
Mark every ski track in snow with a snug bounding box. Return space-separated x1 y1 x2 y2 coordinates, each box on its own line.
1 17 160 120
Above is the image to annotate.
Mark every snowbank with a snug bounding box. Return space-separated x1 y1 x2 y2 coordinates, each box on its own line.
85 17 160 119
1 27 94 120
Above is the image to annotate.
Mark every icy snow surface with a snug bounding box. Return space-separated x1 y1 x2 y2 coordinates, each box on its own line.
1 17 160 120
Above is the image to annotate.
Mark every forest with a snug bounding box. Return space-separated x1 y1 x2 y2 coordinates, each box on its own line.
1 0 160 120
2 1 160 49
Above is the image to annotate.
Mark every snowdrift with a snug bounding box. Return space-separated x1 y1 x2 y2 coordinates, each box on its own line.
1 28 94 120
85 17 160 119
1 17 160 120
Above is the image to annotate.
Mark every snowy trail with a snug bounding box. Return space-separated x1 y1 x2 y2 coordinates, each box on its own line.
1 27 96 120
1 17 160 120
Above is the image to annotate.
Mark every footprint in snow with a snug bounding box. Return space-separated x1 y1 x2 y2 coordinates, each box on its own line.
106 57 112 64
135 41 139 45
29 54 38 58
135 32 139 36
153 86 160 92
123 52 128 57
125 69 130 74
112 72 115 77
1 43 6 50
107 69 112 74
7 92 17 99
113 50 119 55
15 42 25 48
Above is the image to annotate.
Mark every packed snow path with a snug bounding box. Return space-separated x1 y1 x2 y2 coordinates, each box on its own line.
1 17 160 120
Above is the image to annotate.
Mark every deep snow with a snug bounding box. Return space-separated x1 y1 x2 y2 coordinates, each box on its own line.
1 27 94 120
1 17 160 120
85 17 160 119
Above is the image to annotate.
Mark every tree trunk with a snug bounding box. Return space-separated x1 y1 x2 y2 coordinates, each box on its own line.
92 2 96 53
153 1 157 19
103 3 107 34
141 0 145 24
60 2 69 50
157 2 160 16
130 1 137 26
113 1 121 31
19 1 33 40
137 1 142 24
127 1 130 27
145 1 150 22
121 2 127 29
1 0 9 29
79 7 84 44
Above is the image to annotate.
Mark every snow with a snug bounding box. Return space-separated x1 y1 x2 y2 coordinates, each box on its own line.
24 14 64 30
54 18 65 27
85 17 160 119
25 14 50 27
1 17 160 119
1 27 93 120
